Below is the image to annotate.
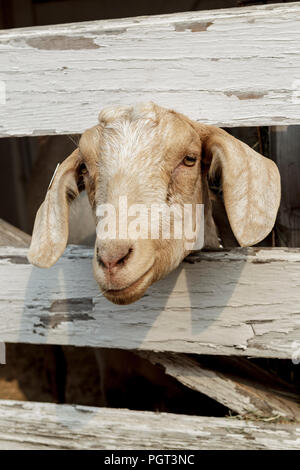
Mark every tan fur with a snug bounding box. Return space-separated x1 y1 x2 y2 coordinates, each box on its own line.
28 149 81 268
28 102 281 304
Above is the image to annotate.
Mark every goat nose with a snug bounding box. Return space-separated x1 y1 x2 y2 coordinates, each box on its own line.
97 246 133 270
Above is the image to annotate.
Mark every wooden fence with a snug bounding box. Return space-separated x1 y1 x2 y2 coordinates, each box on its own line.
0 2 299 449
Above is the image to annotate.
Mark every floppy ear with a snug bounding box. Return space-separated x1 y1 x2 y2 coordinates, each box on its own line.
198 125 281 247
28 148 81 268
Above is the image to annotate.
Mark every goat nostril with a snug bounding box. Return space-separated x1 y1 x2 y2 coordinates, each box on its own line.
98 257 106 268
97 247 133 269
97 255 105 268
117 247 133 265
96 248 106 268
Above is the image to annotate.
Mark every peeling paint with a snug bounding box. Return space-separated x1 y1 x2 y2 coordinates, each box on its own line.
31 130 58 136
27 36 100 50
0 399 299 449
224 91 266 101
35 312 95 329
0 246 299 359
246 320 273 325
0 2 299 134
175 21 212 32
98 28 127 35
49 298 94 313
0 255 29 264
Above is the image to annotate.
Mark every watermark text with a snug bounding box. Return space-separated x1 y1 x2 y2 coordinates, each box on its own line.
96 197 204 250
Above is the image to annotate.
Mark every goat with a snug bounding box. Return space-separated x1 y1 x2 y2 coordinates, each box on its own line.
28 102 281 305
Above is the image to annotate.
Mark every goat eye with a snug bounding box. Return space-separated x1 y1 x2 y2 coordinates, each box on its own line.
182 156 197 167
79 162 88 174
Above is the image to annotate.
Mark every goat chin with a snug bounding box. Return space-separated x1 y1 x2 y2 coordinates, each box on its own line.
95 262 156 305
102 276 153 305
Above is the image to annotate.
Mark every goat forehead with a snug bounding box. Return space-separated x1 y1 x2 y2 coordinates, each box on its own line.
99 118 165 173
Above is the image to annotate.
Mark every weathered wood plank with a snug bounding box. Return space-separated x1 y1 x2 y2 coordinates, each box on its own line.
0 400 298 450
1 2 300 137
0 219 31 247
138 351 300 421
0 246 299 358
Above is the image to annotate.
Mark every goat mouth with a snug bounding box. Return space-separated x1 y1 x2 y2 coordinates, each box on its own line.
104 264 154 299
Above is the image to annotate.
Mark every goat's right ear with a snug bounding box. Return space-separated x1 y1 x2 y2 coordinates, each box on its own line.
28 149 81 268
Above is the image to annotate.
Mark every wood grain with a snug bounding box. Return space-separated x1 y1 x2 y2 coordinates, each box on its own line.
0 219 30 247
1 2 300 137
138 351 300 421
0 399 299 449
0 246 299 358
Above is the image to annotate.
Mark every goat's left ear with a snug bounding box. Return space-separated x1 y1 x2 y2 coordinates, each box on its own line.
198 125 281 246
28 148 81 268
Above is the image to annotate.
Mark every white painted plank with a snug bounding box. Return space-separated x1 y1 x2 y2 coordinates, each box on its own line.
0 246 299 358
1 2 300 137
0 400 298 450
0 219 30 247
